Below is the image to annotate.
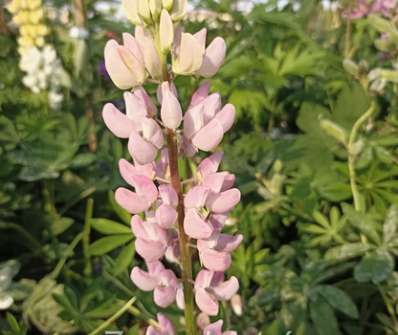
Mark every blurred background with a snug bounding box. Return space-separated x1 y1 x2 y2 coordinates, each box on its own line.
1 0 398 334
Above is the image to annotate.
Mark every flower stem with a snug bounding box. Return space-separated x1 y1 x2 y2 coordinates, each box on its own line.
166 129 198 335
347 101 376 211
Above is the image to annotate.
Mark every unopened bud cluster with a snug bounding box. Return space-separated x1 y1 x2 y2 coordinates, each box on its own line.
102 0 240 334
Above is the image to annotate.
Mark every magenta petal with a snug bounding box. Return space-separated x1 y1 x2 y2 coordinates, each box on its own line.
192 119 224 151
184 209 213 239
128 130 158 164
102 103 135 138
206 188 241 213
156 204 177 228
215 104 235 133
195 288 219 316
135 239 166 262
154 286 177 307
200 248 231 271
115 187 149 214
213 276 239 301
184 186 209 208
130 267 157 291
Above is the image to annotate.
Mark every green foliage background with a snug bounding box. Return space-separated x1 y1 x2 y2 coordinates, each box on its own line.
1 0 398 334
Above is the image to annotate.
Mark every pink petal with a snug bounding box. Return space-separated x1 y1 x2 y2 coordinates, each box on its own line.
135 239 166 262
193 28 207 49
202 172 230 193
115 187 149 214
184 186 209 208
192 119 224 151
122 32 143 63
198 152 224 177
202 93 221 123
154 286 177 307
160 82 182 130
190 81 210 107
102 103 135 138
128 130 158 164
184 209 213 239
212 276 239 301
141 118 164 149
195 288 219 316
194 269 214 290
203 320 223 335
183 104 204 140
104 40 133 90
216 234 243 252
221 173 235 191
206 188 241 213
135 26 162 79
124 91 147 128
199 248 231 271
215 104 235 133
134 87 157 117
159 184 178 206
156 204 177 228
130 175 158 206
119 159 155 183
130 214 147 238
130 266 157 291
198 37 226 78
157 314 176 334
176 285 185 309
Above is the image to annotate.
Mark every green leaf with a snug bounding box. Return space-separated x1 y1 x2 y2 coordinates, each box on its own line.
89 235 133 256
326 243 370 260
90 218 131 235
108 191 131 225
310 297 341 335
383 205 398 243
112 242 135 275
6 312 21 332
354 252 394 284
317 285 359 319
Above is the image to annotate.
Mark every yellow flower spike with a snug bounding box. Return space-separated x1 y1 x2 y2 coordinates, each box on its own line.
7 0 21 14
36 25 49 36
35 37 45 47
28 0 42 10
29 9 44 24
18 36 34 47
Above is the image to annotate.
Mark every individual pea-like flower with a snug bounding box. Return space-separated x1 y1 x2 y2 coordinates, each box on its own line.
146 313 176 335
172 28 226 77
183 82 235 154
131 261 179 307
203 320 237 335
194 269 239 316
104 33 147 89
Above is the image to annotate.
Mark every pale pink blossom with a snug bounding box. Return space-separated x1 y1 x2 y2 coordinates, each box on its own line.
160 82 182 130
104 33 146 89
131 261 178 307
203 320 237 335
194 269 239 316
146 313 176 335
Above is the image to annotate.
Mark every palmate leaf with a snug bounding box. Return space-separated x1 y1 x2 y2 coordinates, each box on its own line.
354 252 395 284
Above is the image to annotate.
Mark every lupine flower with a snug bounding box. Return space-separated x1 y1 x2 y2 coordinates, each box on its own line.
104 33 146 89
131 261 178 307
342 0 397 20
194 269 239 316
146 313 176 335
102 0 240 332
172 28 226 77
183 83 235 153
203 320 237 335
